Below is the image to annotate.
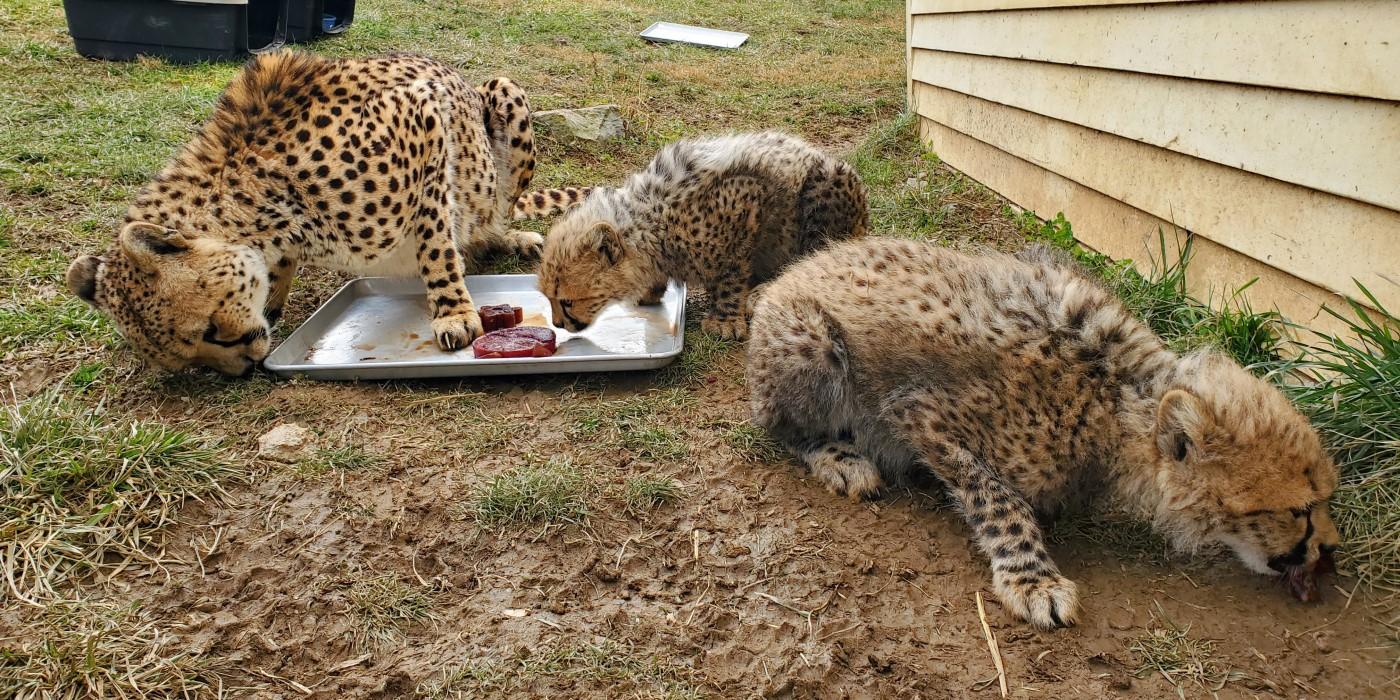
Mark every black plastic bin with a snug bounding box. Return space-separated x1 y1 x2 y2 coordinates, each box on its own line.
285 0 355 43
62 0 289 63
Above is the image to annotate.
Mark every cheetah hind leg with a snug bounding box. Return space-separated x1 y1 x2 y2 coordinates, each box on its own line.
800 441 884 502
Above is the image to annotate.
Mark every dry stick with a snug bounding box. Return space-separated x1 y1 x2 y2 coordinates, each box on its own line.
975 591 1009 699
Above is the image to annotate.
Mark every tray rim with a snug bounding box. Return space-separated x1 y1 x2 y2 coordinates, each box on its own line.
263 274 687 378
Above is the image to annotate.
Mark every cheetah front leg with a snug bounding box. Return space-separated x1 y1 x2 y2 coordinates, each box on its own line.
888 400 1079 628
263 255 297 326
948 453 1078 629
928 445 1078 628
702 266 753 341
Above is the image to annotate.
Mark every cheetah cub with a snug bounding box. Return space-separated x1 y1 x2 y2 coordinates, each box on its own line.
66 51 543 375
748 238 1340 629
537 131 867 340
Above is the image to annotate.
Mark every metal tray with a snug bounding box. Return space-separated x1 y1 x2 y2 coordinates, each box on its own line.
263 275 686 380
639 21 748 49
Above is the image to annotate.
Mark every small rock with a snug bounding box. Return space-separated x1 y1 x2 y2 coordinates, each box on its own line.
502 608 528 618
256 423 315 462
1106 608 1137 631
533 105 625 142
1313 630 1337 654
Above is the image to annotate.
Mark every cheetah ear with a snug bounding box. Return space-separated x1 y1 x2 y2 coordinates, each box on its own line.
119 221 189 271
1156 389 1210 465
66 255 103 307
591 222 624 266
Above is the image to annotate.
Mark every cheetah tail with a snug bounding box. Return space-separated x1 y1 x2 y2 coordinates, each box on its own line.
512 186 594 220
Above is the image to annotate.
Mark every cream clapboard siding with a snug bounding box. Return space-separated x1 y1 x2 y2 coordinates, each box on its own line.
907 0 1400 335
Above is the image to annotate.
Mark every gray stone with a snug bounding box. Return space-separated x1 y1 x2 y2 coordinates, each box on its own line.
533 105 625 142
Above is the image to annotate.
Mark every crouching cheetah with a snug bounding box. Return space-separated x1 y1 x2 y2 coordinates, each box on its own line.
537 131 867 340
66 51 544 375
747 238 1340 629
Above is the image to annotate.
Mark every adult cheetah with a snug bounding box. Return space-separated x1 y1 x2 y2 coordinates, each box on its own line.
67 51 542 375
537 131 867 340
748 238 1340 628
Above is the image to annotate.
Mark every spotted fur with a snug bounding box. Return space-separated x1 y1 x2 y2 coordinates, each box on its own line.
512 186 593 220
537 131 867 339
747 238 1340 629
66 51 542 374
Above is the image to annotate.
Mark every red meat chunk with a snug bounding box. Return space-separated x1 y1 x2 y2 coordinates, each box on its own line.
479 304 523 332
472 326 558 359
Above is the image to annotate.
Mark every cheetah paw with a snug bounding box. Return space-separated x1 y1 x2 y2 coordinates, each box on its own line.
805 450 883 501
993 572 1080 630
506 229 545 259
431 312 483 351
702 315 748 341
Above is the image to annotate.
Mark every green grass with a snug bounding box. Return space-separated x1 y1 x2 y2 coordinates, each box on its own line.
0 391 237 601
851 114 1021 247
0 600 227 698
416 638 704 700
298 445 382 478
1268 288 1400 593
622 474 681 516
570 389 694 462
0 293 113 352
469 457 591 530
723 421 785 463
345 574 438 648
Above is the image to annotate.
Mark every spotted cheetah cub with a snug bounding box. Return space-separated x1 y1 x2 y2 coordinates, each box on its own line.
537 131 867 339
748 238 1340 629
66 51 542 375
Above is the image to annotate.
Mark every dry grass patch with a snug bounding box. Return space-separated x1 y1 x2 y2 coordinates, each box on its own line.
0 600 227 698
416 638 704 700
345 574 438 649
0 391 237 602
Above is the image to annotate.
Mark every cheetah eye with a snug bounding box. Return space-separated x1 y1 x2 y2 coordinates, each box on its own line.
558 299 573 309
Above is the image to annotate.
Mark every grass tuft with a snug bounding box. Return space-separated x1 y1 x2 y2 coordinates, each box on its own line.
345 574 437 648
469 457 590 529
723 421 786 463
0 600 226 697
298 445 382 477
0 391 237 601
570 389 693 462
622 475 680 516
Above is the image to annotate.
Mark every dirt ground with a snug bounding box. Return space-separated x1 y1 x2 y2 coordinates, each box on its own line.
88 352 1397 699
2 1 1397 697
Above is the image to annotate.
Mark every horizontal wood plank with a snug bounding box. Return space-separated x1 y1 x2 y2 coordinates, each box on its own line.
916 116 1361 338
910 0 1207 14
912 81 1400 310
910 49 1400 211
909 1 1400 100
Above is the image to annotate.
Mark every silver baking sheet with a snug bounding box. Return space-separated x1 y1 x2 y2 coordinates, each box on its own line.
639 21 748 49
263 275 685 380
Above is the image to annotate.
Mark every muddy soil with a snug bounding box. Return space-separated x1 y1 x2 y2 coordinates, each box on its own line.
97 348 1396 699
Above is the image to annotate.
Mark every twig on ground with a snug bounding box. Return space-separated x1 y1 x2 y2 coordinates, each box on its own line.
975 591 1009 699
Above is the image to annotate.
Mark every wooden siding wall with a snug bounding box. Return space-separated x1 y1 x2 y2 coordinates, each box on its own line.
907 0 1400 336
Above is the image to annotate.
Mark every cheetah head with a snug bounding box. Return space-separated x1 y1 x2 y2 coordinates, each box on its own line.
1150 353 1339 600
538 214 654 332
66 222 271 376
